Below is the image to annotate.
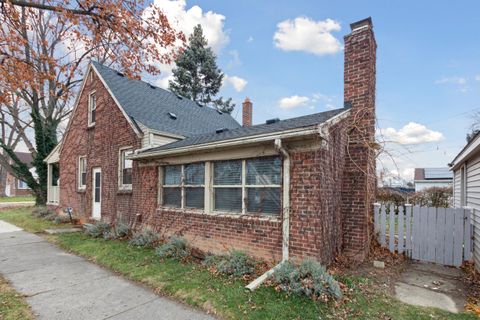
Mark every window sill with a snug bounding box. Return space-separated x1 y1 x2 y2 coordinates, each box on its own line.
87 123 95 130
157 207 281 223
117 189 132 195
77 189 86 194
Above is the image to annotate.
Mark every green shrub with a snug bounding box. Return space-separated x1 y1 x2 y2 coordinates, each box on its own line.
128 228 158 247
43 212 58 221
204 250 255 277
273 259 342 300
84 222 110 238
155 236 190 260
114 223 130 238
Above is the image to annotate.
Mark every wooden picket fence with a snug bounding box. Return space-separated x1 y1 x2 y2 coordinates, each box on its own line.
374 204 473 267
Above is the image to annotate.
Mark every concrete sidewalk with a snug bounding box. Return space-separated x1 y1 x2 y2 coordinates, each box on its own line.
0 220 214 320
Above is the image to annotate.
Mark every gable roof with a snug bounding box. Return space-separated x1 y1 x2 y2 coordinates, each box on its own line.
414 167 452 181
449 131 480 170
134 106 350 158
14 152 33 168
91 62 240 137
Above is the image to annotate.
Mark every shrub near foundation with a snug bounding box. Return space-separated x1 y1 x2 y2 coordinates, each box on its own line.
273 259 342 300
128 228 158 247
155 236 190 260
204 250 256 278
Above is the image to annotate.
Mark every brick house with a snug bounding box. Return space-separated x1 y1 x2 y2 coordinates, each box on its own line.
46 17 377 264
1 152 33 197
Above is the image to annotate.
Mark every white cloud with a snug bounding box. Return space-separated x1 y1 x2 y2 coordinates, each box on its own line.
380 122 444 145
475 75 480 81
312 93 338 109
247 36 254 43
435 76 468 92
145 0 229 88
273 17 342 56
223 75 247 92
279 95 310 109
435 76 467 85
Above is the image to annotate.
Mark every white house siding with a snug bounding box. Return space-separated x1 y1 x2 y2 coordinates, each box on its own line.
464 153 480 269
453 169 461 207
137 122 179 148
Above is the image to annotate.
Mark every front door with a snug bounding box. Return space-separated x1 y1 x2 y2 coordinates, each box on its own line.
92 167 101 220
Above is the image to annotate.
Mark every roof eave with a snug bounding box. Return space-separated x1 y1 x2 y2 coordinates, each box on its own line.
450 133 480 170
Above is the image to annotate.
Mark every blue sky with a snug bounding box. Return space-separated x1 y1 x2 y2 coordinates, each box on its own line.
149 0 480 181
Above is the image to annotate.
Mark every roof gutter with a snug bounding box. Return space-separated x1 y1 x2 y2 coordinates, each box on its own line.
245 138 290 291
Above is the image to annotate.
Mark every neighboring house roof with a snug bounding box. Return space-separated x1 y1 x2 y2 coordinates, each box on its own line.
136 106 350 157
14 152 33 168
414 167 453 181
91 61 241 137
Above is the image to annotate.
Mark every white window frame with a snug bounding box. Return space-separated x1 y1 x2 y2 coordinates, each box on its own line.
78 156 87 190
17 179 28 189
88 91 96 127
118 147 133 190
158 157 282 216
161 163 206 209
212 158 281 215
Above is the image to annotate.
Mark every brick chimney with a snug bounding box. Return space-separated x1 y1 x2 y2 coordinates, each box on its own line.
341 17 377 261
242 97 252 127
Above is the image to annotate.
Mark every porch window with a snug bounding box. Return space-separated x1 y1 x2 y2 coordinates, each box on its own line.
78 156 87 189
213 157 281 215
162 163 205 209
119 148 133 189
88 92 96 126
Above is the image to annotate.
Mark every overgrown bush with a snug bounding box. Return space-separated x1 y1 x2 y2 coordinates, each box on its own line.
114 223 131 238
155 236 190 260
204 250 255 277
411 186 452 207
376 187 408 206
42 212 58 221
128 228 158 247
84 222 110 238
272 259 342 300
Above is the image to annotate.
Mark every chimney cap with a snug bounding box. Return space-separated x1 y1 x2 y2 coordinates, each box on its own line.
243 97 251 104
350 17 372 31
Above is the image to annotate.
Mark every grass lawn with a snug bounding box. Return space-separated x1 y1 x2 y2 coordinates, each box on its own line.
1 207 478 320
0 207 74 233
0 276 33 320
0 196 34 203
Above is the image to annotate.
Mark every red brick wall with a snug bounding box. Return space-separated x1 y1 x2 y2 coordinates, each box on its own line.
59 69 141 222
341 19 377 260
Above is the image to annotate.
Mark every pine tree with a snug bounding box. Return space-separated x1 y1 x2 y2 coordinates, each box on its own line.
169 25 235 113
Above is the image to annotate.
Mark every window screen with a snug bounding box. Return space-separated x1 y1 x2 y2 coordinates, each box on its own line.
89 92 96 125
79 156 87 188
120 149 133 186
213 160 242 212
163 163 205 209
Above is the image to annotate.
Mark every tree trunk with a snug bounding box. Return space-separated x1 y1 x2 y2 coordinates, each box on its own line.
0 167 6 197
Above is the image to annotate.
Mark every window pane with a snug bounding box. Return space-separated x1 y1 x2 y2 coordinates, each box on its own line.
247 188 281 215
91 109 96 123
123 150 133 169
164 165 181 185
185 187 204 209
214 160 241 185
246 157 281 185
81 173 87 186
123 168 132 185
185 163 204 185
214 188 242 212
163 187 181 207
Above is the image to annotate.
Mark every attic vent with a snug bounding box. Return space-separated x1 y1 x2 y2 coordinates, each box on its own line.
217 110 223 115
168 112 177 120
266 118 280 125
149 84 156 89
215 128 229 134
175 94 183 100
196 102 203 107
116 71 125 77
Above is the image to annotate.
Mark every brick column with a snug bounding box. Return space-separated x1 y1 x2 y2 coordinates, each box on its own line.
242 97 252 127
342 17 377 261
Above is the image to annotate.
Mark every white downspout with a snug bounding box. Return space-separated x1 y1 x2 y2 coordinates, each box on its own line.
246 138 290 291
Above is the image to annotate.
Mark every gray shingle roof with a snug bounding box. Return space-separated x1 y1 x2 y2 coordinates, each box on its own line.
92 61 240 137
140 106 350 154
